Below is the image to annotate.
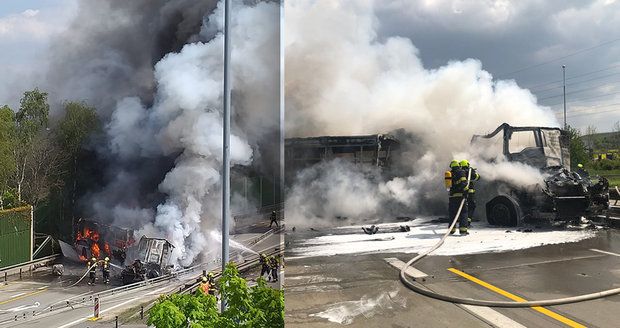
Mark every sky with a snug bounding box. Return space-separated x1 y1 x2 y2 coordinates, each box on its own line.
0 0 619 132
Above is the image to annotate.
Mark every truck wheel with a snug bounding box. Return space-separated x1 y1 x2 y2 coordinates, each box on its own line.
147 270 160 279
487 196 520 226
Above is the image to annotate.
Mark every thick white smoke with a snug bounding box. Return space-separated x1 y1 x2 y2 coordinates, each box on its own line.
102 0 278 266
284 0 558 226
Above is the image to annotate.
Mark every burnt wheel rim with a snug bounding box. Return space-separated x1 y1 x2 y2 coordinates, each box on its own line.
491 203 511 225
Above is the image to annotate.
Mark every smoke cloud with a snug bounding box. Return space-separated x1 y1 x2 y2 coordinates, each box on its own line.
284 0 558 226
39 0 280 266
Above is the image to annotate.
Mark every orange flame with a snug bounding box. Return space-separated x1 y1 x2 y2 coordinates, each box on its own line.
91 243 101 259
76 226 110 260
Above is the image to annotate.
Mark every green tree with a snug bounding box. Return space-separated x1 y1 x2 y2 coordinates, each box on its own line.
0 106 16 209
148 262 284 328
12 89 51 203
56 101 100 224
567 125 589 170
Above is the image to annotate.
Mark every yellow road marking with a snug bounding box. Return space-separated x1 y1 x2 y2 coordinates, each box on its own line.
88 316 101 321
448 268 586 328
0 288 47 305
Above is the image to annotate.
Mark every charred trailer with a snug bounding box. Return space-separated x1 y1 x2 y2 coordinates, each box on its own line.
74 219 135 263
121 236 174 285
472 123 609 226
285 133 400 183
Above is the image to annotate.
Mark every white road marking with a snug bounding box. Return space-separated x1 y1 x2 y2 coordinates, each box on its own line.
460 304 527 328
384 258 428 279
37 286 48 290
10 293 25 298
146 285 171 296
56 285 176 328
590 248 620 257
56 296 140 328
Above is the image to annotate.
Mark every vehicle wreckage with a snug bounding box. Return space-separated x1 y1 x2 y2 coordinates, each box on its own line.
121 236 175 284
473 123 610 226
74 219 135 263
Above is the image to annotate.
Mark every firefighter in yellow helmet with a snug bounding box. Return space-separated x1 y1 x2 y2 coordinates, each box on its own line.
576 163 589 178
87 256 97 285
460 160 480 231
199 276 210 295
447 160 468 235
101 257 110 284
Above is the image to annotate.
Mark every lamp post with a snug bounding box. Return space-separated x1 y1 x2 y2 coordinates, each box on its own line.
221 0 232 312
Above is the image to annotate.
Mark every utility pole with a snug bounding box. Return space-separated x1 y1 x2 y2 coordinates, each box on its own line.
221 0 231 312
562 65 567 129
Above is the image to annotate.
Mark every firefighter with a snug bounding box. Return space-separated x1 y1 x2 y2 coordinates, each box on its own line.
199 276 210 295
133 259 145 280
87 256 97 285
448 160 469 235
576 163 589 178
269 255 279 282
269 210 279 228
101 257 110 284
206 272 215 285
460 159 480 227
259 253 269 280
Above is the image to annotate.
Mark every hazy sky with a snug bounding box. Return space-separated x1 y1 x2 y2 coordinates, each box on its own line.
0 0 618 132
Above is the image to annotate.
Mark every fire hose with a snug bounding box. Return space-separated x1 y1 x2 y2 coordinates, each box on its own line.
400 168 620 307
68 262 99 288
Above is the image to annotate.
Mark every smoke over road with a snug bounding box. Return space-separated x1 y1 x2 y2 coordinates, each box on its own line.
40 0 280 266
284 0 557 226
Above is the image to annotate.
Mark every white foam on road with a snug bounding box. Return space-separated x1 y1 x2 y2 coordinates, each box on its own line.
292 219 596 258
309 289 406 325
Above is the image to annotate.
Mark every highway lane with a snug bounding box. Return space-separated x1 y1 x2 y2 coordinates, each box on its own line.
1 229 281 327
285 223 620 327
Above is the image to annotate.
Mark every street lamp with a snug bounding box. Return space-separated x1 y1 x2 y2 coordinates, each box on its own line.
221 0 231 312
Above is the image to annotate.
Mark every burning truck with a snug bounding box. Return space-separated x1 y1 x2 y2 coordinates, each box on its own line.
473 123 610 226
74 218 135 263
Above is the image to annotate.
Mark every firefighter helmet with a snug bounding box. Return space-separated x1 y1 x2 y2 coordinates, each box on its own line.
450 160 460 168
202 276 208 282
459 159 469 168
91 257 96 262
577 163 583 168
104 257 110 262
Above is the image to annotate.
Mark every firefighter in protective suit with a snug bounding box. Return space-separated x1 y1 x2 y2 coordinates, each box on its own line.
259 253 269 279
87 257 97 285
447 160 469 235
199 276 210 295
101 257 111 284
460 160 480 227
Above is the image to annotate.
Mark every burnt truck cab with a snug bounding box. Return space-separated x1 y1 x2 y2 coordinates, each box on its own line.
472 123 609 226
121 236 175 284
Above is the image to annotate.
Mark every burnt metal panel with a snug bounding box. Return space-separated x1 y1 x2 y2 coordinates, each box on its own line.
285 134 400 174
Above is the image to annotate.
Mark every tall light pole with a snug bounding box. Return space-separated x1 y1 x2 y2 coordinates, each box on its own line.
221 0 231 312
562 65 567 129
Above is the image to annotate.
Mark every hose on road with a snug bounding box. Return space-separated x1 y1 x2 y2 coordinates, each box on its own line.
67 262 98 288
400 168 620 307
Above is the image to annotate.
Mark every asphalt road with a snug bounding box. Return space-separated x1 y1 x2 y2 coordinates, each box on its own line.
0 225 282 328
284 222 620 328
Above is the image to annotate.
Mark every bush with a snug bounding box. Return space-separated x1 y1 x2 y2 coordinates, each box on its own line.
591 159 620 171
148 262 284 328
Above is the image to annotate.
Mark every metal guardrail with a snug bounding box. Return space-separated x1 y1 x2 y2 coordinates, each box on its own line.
180 247 283 295
0 254 60 274
11 228 281 322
